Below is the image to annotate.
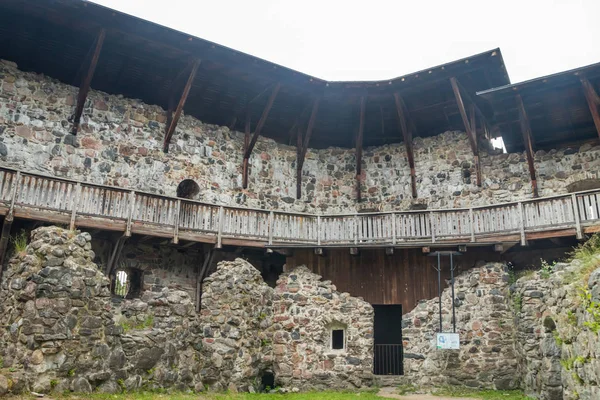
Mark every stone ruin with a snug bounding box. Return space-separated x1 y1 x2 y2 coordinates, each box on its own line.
0 226 374 395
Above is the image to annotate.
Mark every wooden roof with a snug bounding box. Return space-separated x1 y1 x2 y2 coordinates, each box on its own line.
0 0 510 149
478 63 600 152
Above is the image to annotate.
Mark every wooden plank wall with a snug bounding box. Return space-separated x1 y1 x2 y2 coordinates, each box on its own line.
286 248 502 312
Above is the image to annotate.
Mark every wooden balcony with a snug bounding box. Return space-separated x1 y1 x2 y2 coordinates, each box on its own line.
1 166 599 249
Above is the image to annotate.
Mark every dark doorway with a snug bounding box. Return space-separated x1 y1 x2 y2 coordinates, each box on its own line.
373 304 403 375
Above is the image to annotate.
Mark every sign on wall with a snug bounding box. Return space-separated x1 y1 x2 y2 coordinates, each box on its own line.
436 333 460 349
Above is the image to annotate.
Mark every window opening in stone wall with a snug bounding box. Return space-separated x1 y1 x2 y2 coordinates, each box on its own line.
331 329 345 350
259 370 275 392
114 270 130 297
177 179 200 199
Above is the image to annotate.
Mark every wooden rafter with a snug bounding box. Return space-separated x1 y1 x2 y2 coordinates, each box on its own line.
243 83 282 159
296 97 321 199
72 28 105 135
355 97 366 201
516 94 539 198
450 77 482 186
581 77 600 139
242 111 251 189
163 59 201 152
393 93 418 198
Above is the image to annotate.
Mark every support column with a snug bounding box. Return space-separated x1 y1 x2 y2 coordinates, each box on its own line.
296 97 321 199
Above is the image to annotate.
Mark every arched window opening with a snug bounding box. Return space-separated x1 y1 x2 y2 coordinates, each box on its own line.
177 179 200 199
114 270 130 298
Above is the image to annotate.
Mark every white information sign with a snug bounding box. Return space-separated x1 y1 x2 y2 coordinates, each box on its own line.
436 333 460 349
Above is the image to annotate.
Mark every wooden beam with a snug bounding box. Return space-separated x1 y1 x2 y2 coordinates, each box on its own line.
581 77 600 139
450 77 482 186
296 97 321 199
393 93 418 198
163 59 201 153
244 83 282 159
356 97 366 201
196 246 215 312
242 111 251 189
296 126 303 200
516 94 539 198
105 235 129 276
0 215 14 276
72 28 105 135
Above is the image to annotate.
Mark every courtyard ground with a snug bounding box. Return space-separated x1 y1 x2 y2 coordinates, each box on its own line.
3 388 535 400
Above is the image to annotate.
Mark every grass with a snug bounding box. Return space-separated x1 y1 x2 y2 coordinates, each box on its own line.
564 233 600 284
9 391 383 400
9 229 28 256
431 387 535 400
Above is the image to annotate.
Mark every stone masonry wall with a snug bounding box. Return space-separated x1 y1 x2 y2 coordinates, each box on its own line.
400 262 519 390
2 59 600 214
0 226 374 395
272 266 374 390
514 250 600 400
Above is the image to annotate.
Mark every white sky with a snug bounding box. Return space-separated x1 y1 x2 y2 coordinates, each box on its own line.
92 0 600 84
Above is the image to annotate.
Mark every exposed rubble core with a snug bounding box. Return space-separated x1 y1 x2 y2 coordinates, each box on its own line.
0 226 374 395
400 262 519 390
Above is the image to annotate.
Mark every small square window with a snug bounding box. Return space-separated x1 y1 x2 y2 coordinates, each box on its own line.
332 329 345 350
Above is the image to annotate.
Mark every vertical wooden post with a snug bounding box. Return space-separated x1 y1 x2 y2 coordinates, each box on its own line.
469 208 475 243
515 94 539 198
268 211 274 245
354 215 359 245
126 190 135 237
217 206 224 249
430 212 436 243
70 182 82 231
391 213 397 245
580 77 600 139
317 215 322 246
518 202 527 246
173 199 181 244
571 194 583 239
72 29 106 135
356 97 366 201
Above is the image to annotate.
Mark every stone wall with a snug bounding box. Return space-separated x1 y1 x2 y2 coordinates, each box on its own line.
0 226 373 395
272 266 374 390
400 262 519 390
513 249 600 400
1 59 599 215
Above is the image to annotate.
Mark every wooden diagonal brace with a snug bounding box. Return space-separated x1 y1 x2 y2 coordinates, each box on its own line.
516 94 539 198
355 97 366 201
393 93 418 198
296 97 321 199
581 77 600 139
72 28 105 135
163 59 201 153
244 83 281 160
450 77 482 186
196 246 216 312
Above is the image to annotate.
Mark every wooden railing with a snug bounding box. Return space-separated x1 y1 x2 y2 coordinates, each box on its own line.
1 166 599 248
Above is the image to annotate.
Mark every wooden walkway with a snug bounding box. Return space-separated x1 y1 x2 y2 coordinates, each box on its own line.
0 166 599 250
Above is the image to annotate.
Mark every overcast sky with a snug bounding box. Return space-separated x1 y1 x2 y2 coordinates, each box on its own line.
92 0 600 85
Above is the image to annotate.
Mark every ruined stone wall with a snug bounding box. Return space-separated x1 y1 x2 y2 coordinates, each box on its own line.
0 226 373 395
272 266 374 390
1 59 599 214
400 262 519 390
514 251 600 400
